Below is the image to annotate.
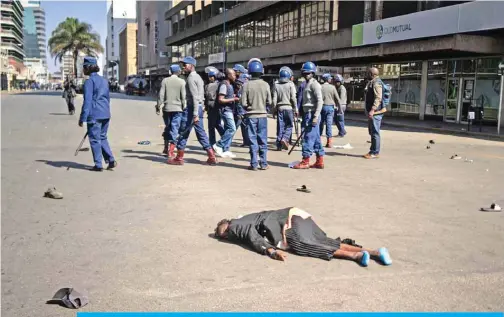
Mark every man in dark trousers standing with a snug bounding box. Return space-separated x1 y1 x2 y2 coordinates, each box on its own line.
157 64 186 159
364 67 386 159
240 59 271 171
205 70 224 146
168 56 217 166
272 67 297 151
78 57 117 171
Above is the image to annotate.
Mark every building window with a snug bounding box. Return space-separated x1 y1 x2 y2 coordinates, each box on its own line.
226 28 236 52
194 39 201 59
300 1 330 37
255 17 273 46
237 21 254 50
274 9 298 43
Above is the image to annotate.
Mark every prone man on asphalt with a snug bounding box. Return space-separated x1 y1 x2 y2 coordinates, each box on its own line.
168 56 218 166
78 56 117 172
157 64 186 159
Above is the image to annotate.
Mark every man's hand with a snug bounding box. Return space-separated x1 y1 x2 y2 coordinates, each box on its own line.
78 121 83 127
155 104 161 115
234 97 240 102
368 109 375 119
273 250 287 261
312 117 318 127
193 116 200 123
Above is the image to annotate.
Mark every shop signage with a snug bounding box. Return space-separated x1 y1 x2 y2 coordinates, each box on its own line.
352 1 504 47
316 66 342 75
154 20 159 54
208 52 225 64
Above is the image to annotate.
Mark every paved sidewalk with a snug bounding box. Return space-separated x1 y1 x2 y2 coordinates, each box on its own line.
345 112 504 141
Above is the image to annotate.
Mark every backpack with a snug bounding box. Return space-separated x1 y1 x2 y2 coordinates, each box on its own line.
378 78 392 108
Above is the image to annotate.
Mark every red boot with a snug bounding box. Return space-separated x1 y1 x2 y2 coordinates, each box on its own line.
325 137 332 148
162 141 168 156
206 148 218 165
310 155 324 169
293 157 310 169
167 150 184 165
167 143 176 159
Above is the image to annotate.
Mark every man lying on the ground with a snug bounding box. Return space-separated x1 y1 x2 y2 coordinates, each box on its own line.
214 207 392 267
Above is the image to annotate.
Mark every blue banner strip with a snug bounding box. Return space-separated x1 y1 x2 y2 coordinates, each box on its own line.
77 313 504 317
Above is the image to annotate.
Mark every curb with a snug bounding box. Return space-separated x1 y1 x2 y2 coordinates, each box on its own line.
346 117 504 141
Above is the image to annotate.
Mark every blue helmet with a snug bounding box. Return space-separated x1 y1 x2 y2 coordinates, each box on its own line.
236 77 246 85
334 74 344 82
233 64 246 74
247 58 262 67
322 73 332 81
239 73 249 81
279 69 292 79
83 56 97 67
170 64 181 73
301 61 316 74
208 71 217 78
182 56 196 66
248 60 264 74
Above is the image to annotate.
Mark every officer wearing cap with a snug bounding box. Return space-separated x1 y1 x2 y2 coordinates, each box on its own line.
292 61 324 169
320 73 338 148
205 70 224 146
78 56 117 171
157 64 187 159
168 56 217 165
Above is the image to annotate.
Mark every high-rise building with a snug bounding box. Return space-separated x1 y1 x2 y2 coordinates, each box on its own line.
118 22 137 83
1 0 25 70
61 51 85 78
105 0 136 80
136 1 173 77
21 0 45 64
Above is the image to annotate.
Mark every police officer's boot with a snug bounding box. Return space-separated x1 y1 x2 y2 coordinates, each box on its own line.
325 137 333 148
162 141 169 156
310 155 324 169
168 143 176 159
167 150 184 165
206 148 218 165
293 157 310 169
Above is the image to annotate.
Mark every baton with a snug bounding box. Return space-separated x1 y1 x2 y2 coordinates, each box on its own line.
288 128 305 155
74 132 88 156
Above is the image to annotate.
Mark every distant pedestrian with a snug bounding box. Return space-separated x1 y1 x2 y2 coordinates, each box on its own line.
364 67 387 159
157 64 186 159
63 76 77 115
272 67 297 151
240 59 271 171
78 57 116 172
333 74 347 138
292 62 324 169
320 73 338 148
168 56 217 166
205 71 224 146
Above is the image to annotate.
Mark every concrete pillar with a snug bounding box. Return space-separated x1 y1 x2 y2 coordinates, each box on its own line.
417 0 423 12
419 60 428 120
499 75 504 132
364 1 373 22
374 0 383 20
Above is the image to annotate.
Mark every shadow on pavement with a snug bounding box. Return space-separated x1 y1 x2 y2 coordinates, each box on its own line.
49 113 72 116
36 160 92 170
16 91 63 97
109 92 155 101
122 149 163 156
122 155 165 163
325 151 365 159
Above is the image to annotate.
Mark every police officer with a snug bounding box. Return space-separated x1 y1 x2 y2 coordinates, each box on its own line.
157 64 186 159
333 74 348 138
205 70 224 146
320 73 338 148
272 67 297 151
233 64 246 78
240 59 271 171
292 62 324 169
233 74 249 148
78 56 117 171
168 56 217 165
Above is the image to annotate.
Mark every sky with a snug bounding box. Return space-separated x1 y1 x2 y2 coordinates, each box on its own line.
41 0 108 74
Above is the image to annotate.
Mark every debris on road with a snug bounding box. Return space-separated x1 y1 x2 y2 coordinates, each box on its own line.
480 203 502 212
426 146 431 149
429 140 436 144
47 288 89 309
450 154 462 160
333 143 353 150
137 140 151 145
464 158 474 163
44 187 63 199
296 185 311 193
288 161 300 168
79 147 90 152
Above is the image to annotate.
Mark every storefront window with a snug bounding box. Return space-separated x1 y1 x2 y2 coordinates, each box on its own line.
255 17 273 46
194 40 201 59
387 62 421 115
425 60 447 117
474 57 501 122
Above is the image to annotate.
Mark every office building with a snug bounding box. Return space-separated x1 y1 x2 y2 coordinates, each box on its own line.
136 0 173 77
1 0 25 88
21 0 46 64
105 0 136 80
164 0 504 128
118 22 137 83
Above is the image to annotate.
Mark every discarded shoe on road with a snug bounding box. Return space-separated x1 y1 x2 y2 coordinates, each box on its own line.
47 288 89 309
44 187 63 199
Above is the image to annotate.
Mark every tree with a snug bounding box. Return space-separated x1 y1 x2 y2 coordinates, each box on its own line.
48 18 103 77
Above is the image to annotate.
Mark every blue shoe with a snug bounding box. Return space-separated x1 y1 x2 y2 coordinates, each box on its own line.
378 247 392 265
360 251 370 267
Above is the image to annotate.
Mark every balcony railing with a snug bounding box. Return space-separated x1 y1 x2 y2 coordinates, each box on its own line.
0 28 23 42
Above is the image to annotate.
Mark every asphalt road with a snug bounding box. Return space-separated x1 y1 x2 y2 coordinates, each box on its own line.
2 91 504 316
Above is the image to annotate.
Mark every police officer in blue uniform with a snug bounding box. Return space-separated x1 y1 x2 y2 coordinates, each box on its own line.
78 57 116 172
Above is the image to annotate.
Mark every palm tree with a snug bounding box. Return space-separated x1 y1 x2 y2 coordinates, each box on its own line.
48 18 104 77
